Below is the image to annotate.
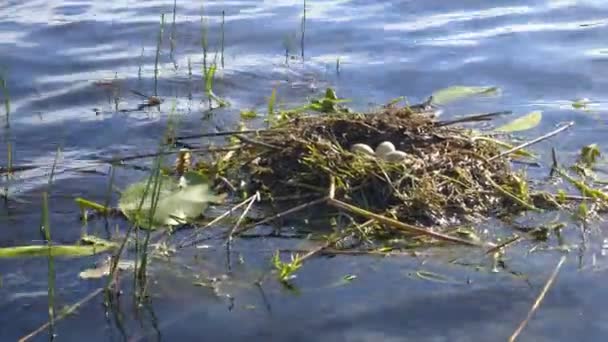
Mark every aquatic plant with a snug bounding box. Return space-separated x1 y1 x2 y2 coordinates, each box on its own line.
272 251 303 283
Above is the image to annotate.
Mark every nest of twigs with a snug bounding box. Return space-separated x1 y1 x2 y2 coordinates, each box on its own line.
221 105 538 231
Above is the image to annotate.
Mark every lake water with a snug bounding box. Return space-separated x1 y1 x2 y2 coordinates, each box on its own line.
2 0 608 341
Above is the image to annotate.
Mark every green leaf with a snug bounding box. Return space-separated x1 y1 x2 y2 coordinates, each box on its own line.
572 98 590 109
205 64 217 95
431 86 499 105
495 111 542 132
118 172 218 229
0 245 115 258
240 109 258 119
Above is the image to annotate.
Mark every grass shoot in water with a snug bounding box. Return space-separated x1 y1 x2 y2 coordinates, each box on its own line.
201 13 209 76
301 0 306 59
3 141 11 202
170 0 177 68
267 88 277 127
138 47 145 80
154 13 165 96
42 148 61 339
0 71 10 128
221 10 225 69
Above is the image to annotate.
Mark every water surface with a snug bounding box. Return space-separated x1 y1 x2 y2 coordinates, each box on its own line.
2 1 608 341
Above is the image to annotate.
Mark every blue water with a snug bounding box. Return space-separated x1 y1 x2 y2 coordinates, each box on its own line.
2 1 608 341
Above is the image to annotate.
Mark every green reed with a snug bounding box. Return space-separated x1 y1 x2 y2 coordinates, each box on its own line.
201 14 209 76
0 71 10 128
221 10 225 68
301 0 306 59
42 148 60 339
154 13 165 96
170 0 177 65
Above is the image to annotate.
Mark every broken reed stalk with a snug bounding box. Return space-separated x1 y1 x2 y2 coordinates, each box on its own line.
19 287 105 342
1 145 243 178
232 196 329 236
489 122 574 162
508 255 567 342
227 192 260 242
226 192 260 270
326 198 485 247
298 219 375 263
234 134 281 150
178 193 262 248
435 111 512 127
174 128 277 140
485 235 522 255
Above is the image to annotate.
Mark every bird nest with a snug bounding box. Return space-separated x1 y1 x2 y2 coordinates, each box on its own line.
215 104 544 234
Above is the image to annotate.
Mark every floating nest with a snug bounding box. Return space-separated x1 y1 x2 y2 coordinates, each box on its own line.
214 103 546 237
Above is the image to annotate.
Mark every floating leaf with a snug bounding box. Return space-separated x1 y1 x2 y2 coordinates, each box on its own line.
572 98 590 109
414 270 456 283
119 171 219 229
495 111 542 133
0 244 115 258
431 86 499 105
240 109 257 119
79 259 134 279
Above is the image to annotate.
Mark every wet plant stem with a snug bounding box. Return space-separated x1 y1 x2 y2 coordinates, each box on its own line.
509 255 567 341
0 72 10 128
326 198 485 247
488 122 574 162
221 10 225 68
300 0 306 59
154 14 165 96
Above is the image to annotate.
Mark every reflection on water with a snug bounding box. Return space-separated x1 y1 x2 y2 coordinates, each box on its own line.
2 0 608 340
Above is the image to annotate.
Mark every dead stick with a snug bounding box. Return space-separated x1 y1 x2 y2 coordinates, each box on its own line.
436 111 511 127
326 198 483 247
227 192 260 242
485 235 522 255
508 255 567 342
108 146 241 163
19 287 104 342
488 122 574 162
178 193 260 248
175 129 278 140
232 197 329 236
234 134 281 150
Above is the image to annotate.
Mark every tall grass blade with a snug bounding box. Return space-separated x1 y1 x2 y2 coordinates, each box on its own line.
300 0 306 59
41 147 60 339
3 141 12 201
170 0 177 67
154 14 165 96
201 13 209 76
267 88 277 126
221 10 225 68
0 71 10 128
